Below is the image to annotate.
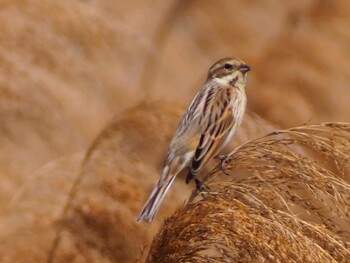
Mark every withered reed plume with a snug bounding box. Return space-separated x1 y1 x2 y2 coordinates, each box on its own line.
46 101 188 263
145 122 350 263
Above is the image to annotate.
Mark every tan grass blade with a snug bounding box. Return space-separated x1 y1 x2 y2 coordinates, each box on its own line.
145 122 350 262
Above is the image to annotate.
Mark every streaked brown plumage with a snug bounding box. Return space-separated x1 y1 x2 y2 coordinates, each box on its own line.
137 57 250 222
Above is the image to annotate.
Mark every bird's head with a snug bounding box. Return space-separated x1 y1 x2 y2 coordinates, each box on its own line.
207 57 250 88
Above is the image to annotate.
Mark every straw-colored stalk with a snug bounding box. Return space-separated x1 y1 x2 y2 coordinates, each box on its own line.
146 122 350 263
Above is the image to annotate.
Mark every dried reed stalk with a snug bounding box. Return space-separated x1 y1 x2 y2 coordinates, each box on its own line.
146 122 350 263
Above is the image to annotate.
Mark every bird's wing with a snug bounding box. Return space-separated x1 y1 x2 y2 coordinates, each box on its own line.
186 86 237 182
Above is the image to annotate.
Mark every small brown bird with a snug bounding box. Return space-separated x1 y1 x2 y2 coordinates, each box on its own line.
137 58 250 222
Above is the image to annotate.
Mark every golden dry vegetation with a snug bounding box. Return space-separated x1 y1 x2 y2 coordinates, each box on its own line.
0 0 350 262
146 123 350 262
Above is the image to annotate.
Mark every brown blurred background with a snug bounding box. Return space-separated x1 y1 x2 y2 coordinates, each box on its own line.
0 0 349 262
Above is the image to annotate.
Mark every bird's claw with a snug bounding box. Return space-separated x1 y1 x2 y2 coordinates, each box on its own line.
195 178 210 192
215 154 230 176
214 154 227 161
220 159 231 176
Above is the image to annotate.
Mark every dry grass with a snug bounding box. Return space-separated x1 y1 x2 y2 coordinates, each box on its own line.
146 122 350 262
46 100 191 263
43 101 274 263
0 99 274 263
1 1 350 262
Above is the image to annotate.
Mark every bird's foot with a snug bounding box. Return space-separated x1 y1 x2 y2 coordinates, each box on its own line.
214 154 227 161
214 155 230 176
195 178 209 192
221 161 230 176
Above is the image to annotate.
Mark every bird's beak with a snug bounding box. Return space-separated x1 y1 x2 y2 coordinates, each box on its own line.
239 64 250 73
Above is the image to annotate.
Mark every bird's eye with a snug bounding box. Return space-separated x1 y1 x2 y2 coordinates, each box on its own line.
224 64 233 70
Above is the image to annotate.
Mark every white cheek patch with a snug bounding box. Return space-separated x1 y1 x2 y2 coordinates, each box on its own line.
214 75 237 85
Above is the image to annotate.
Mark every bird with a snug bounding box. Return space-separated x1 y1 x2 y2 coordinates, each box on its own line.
137 57 250 222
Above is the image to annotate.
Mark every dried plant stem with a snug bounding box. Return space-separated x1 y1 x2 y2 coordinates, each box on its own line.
47 160 90 263
146 122 350 262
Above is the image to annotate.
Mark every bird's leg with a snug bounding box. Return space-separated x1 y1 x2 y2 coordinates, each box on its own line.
213 154 230 176
214 154 227 161
195 178 203 191
195 178 209 192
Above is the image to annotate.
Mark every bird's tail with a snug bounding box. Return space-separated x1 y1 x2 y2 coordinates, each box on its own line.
137 166 176 222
